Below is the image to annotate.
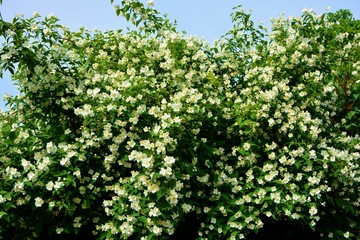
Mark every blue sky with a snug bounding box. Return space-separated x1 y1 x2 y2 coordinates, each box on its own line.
1 0 359 110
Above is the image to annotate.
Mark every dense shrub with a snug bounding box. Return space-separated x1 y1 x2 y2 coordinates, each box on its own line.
0 1 359 239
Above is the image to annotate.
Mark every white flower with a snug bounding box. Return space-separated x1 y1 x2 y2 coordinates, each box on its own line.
60 157 70 166
21 159 32 171
141 157 153 169
148 183 159 193
140 140 153 149
14 181 24 192
32 11 41 17
5 29 15 37
164 156 176 166
56 228 64 234
309 206 318 216
54 181 63 190
149 207 161 217
268 152 276 160
147 0 154 7
268 118 275 127
181 203 192 213
197 174 209 183
34 197 44 207
167 190 178 206
159 167 172 177
73 170 81 177
1 53 12 61
308 176 320 185
152 225 162 235
0 195 6 204
82 104 94 117
171 102 182 112
27 171 36 181
120 221 134 237
46 142 57 154
46 181 54 191
43 28 52 35
243 143 251 151
5 167 20 179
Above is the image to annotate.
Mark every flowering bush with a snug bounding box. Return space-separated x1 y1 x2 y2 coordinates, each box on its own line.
0 1 359 239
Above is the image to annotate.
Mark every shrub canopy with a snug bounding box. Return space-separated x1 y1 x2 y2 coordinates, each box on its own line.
0 1 359 239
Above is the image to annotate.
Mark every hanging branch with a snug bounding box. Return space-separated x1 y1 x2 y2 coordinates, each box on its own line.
0 0 3 20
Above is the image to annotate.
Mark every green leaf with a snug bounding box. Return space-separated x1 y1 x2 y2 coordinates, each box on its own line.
306 159 313 167
3 202 16 211
59 134 66 141
156 189 165 200
347 111 356 119
8 66 14 74
116 8 121 16
82 199 90 209
152 172 161 181
8 131 18 141
0 211 9 222
139 216 147 225
2 124 11 135
23 181 32 187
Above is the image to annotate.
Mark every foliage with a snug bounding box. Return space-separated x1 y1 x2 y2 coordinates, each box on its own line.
0 1 359 239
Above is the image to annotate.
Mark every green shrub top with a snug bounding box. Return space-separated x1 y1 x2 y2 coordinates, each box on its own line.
0 1 359 239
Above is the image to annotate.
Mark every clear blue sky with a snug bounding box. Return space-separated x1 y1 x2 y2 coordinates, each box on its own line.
1 0 359 110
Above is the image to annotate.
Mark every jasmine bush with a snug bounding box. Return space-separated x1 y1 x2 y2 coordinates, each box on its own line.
0 1 359 239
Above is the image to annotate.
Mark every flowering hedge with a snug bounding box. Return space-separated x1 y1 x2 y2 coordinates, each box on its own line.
0 1 359 239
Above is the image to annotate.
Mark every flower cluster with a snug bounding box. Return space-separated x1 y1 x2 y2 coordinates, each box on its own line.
0 2 359 240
